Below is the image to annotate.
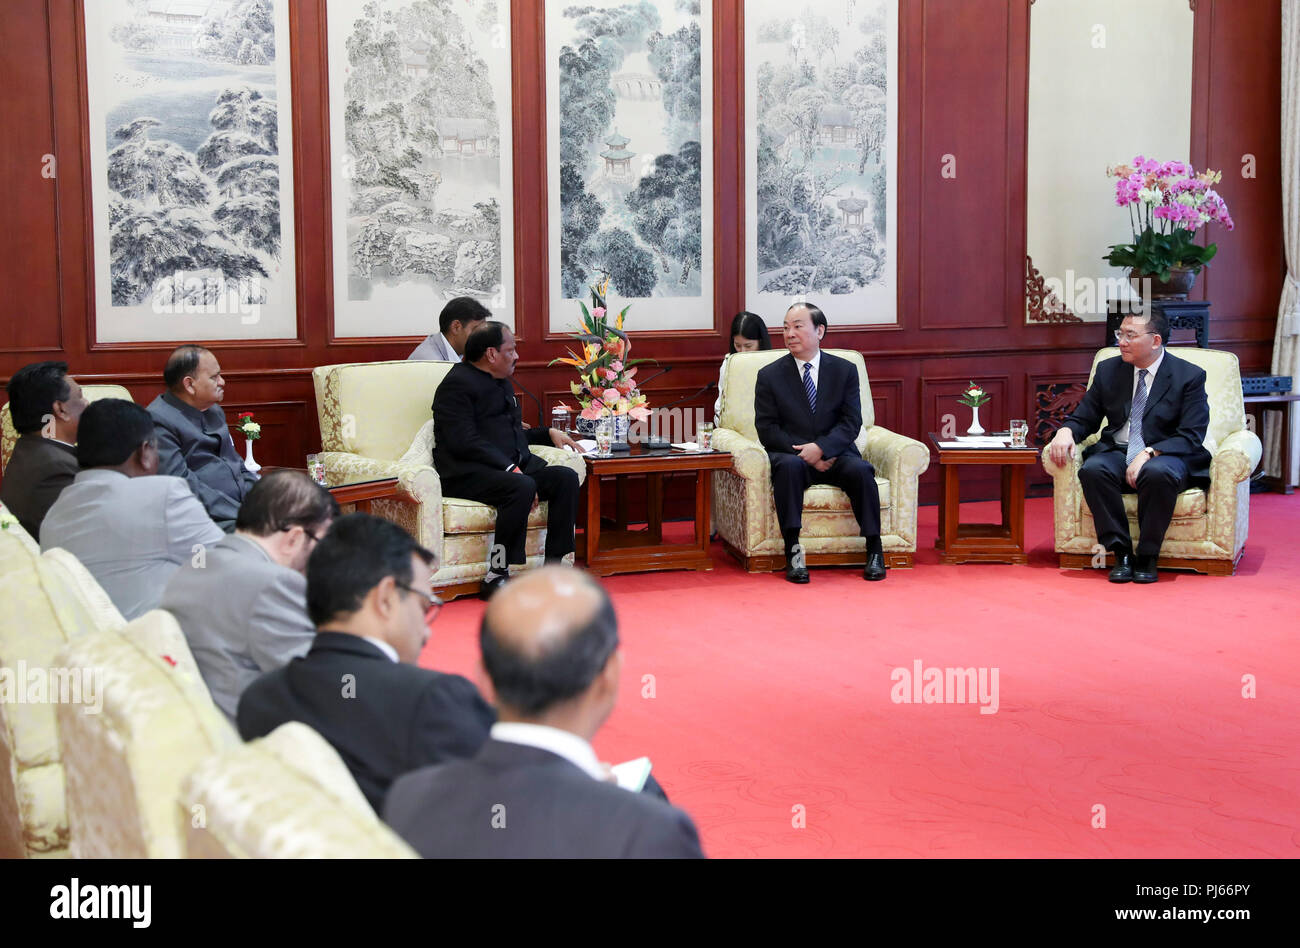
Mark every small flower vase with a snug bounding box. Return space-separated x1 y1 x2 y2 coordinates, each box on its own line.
576 414 600 437
244 438 261 474
967 405 985 436
612 412 629 446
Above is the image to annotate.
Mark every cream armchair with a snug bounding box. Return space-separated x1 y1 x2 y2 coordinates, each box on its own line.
712 349 930 571
55 613 239 858
180 722 417 858
313 360 585 599
1042 347 1262 575
1 384 133 472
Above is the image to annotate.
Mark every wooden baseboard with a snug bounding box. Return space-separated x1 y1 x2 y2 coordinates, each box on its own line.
1058 551 1239 576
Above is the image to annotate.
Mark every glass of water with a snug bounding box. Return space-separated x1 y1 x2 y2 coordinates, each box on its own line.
1009 419 1029 448
306 454 326 485
595 417 613 457
697 422 714 451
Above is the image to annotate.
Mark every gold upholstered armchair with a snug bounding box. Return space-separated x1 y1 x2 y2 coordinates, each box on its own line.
312 360 586 600
1 384 133 472
1042 347 1262 575
711 349 931 571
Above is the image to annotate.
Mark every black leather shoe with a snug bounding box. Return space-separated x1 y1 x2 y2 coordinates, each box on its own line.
480 574 509 600
864 552 887 581
1108 553 1134 583
784 565 810 584
1133 555 1159 584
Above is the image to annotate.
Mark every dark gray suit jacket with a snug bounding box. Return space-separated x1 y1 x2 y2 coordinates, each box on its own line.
161 533 315 722
147 392 258 529
754 351 863 461
383 739 705 859
0 435 78 539
1062 352 1212 484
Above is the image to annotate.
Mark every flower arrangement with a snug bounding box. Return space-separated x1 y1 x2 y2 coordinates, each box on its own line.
957 383 990 408
1103 156 1234 280
236 411 261 441
550 277 653 425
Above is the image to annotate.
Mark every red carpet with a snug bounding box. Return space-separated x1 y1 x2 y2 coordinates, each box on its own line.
419 494 1300 858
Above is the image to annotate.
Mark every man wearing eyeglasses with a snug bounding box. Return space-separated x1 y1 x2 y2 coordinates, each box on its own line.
162 469 340 722
237 513 495 814
1047 311 1211 583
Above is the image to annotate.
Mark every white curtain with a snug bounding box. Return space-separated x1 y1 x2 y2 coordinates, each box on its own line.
1267 0 1300 485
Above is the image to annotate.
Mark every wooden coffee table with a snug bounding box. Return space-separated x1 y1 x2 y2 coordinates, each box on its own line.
580 444 733 577
927 433 1040 564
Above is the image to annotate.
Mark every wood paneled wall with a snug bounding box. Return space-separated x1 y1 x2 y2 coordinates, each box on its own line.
0 0 1285 505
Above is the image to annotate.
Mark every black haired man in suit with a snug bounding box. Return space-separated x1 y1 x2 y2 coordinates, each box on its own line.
1047 310 1210 583
754 303 885 584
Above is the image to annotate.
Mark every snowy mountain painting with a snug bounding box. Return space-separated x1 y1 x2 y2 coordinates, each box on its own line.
328 0 515 336
85 0 298 342
744 0 898 326
546 0 714 332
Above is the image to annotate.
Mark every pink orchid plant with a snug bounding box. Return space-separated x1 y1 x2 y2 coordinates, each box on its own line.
1104 156 1234 280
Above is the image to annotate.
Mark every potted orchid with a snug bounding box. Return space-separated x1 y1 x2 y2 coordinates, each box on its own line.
957 382 990 436
550 276 653 444
235 411 261 473
1104 156 1234 300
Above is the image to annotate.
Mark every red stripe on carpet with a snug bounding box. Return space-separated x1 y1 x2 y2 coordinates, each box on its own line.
419 495 1300 857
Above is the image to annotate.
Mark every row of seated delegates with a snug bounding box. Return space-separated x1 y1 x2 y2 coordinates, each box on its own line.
149 345 259 532
231 513 701 857
407 296 489 363
40 400 225 621
161 469 339 722
1 361 88 538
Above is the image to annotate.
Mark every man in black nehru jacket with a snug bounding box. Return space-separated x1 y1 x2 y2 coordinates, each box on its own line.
431 320 581 598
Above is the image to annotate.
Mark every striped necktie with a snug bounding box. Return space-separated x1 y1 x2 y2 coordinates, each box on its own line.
1125 368 1149 463
803 362 816 414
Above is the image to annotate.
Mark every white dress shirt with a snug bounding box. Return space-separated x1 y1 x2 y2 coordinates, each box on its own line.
797 350 822 396
489 722 607 781
361 636 399 663
1116 349 1165 445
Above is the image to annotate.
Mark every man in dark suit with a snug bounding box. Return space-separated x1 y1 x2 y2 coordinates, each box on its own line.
384 567 705 858
754 303 885 584
147 345 258 531
1 361 87 538
237 513 495 814
1047 310 1211 584
432 320 580 598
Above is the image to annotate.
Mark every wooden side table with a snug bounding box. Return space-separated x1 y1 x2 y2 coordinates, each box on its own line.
581 445 733 577
928 434 1040 564
1243 392 1299 494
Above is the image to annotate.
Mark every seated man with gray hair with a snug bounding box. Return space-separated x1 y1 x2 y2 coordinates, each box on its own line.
147 344 258 531
162 469 340 722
